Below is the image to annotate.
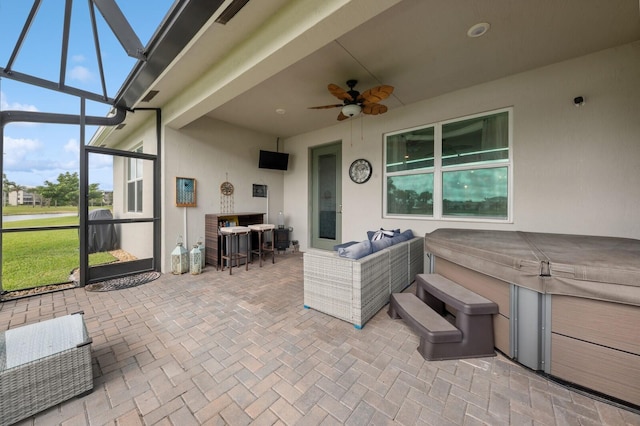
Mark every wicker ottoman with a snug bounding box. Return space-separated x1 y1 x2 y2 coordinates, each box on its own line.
0 312 93 426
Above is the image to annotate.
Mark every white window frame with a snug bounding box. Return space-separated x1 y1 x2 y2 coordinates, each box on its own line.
126 145 144 213
383 107 513 223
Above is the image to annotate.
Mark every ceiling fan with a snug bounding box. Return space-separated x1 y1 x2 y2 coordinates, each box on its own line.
309 79 394 121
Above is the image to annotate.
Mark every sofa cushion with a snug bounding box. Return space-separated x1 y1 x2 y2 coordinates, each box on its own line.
371 236 394 253
338 239 372 259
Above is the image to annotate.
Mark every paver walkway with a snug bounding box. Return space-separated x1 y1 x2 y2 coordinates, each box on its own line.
1 252 638 425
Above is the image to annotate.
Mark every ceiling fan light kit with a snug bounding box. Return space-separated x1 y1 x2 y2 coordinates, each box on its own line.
309 79 393 121
342 104 362 117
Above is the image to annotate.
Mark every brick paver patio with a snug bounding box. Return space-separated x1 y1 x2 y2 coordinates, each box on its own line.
1 252 638 425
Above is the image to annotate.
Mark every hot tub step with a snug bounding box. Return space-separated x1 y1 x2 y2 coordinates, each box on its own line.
389 293 462 342
389 293 476 361
389 273 499 361
413 273 498 360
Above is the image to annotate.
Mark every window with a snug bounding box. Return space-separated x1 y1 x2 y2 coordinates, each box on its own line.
384 109 511 221
127 145 143 212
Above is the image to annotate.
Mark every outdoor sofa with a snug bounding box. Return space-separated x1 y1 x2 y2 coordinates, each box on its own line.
303 230 424 328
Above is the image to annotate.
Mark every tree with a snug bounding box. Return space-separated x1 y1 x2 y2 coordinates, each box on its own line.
88 183 104 206
40 172 80 206
3 173 18 207
30 186 43 207
3 172 103 207
34 185 50 207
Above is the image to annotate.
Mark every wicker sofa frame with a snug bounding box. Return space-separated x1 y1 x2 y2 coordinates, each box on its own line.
303 236 424 328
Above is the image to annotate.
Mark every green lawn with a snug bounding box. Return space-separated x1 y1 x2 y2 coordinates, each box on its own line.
2 215 116 291
2 205 111 215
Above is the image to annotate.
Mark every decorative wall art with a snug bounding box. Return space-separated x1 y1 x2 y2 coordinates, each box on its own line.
175 177 196 207
253 184 267 198
220 173 234 213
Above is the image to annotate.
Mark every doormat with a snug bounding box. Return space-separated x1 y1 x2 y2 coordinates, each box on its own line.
85 271 161 292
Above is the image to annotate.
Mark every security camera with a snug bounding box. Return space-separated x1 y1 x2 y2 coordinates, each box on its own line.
573 96 584 106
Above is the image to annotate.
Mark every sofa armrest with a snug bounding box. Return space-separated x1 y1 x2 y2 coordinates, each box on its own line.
303 248 390 327
303 250 356 323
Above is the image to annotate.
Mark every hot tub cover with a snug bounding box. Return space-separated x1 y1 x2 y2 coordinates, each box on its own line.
424 229 640 307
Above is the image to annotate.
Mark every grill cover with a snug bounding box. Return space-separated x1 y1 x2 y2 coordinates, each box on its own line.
88 209 118 254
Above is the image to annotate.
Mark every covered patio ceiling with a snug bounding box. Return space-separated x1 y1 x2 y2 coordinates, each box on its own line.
111 0 640 142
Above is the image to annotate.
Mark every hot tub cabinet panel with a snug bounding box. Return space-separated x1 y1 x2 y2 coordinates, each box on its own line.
425 229 640 408
552 296 640 355
551 334 640 407
551 295 640 406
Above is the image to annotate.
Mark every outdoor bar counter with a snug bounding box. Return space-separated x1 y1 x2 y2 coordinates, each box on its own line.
424 229 640 407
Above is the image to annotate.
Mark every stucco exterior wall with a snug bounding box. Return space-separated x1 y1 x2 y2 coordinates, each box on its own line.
112 41 639 270
112 119 158 261
283 42 640 250
160 117 286 272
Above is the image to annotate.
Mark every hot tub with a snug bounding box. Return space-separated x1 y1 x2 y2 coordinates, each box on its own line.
424 229 640 407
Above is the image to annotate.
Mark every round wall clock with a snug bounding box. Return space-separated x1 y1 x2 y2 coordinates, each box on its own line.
220 181 234 196
349 159 372 184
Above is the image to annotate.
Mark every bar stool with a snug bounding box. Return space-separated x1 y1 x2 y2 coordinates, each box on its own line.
248 224 276 267
219 226 251 274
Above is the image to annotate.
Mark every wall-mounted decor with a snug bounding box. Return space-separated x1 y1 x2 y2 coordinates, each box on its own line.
349 158 372 184
220 175 234 213
253 184 267 198
176 177 196 207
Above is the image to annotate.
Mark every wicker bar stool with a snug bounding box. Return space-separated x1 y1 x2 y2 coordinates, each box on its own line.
248 224 276 267
219 226 251 274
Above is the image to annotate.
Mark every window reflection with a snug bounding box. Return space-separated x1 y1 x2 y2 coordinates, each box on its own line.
387 174 434 215
442 167 508 218
386 126 434 173
384 109 511 221
442 112 509 167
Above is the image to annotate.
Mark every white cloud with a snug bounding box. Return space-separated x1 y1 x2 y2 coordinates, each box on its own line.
3 136 43 168
89 153 113 168
72 54 85 63
64 139 79 154
0 90 39 112
69 65 94 83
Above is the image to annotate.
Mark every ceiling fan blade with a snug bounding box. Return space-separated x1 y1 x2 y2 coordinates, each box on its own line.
362 103 388 115
328 84 354 102
358 85 394 104
308 104 343 109
337 111 349 121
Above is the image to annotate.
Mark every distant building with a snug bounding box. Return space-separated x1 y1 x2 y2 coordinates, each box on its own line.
8 190 39 206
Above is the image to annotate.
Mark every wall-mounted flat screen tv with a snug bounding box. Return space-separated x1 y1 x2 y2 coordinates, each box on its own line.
259 150 289 170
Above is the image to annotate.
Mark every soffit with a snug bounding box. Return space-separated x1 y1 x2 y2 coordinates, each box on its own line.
114 0 640 142
202 0 640 138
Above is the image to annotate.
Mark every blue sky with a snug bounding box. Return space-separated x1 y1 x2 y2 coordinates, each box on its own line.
0 0 174 191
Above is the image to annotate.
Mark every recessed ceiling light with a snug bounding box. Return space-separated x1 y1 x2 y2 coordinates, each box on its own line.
467 22 490 38
275 108 286 115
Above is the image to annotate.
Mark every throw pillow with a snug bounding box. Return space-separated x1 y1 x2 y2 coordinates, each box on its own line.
388 229 415 245
400 229 414 239
338 239 372 259
333 241 359 251
368 228 399 242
